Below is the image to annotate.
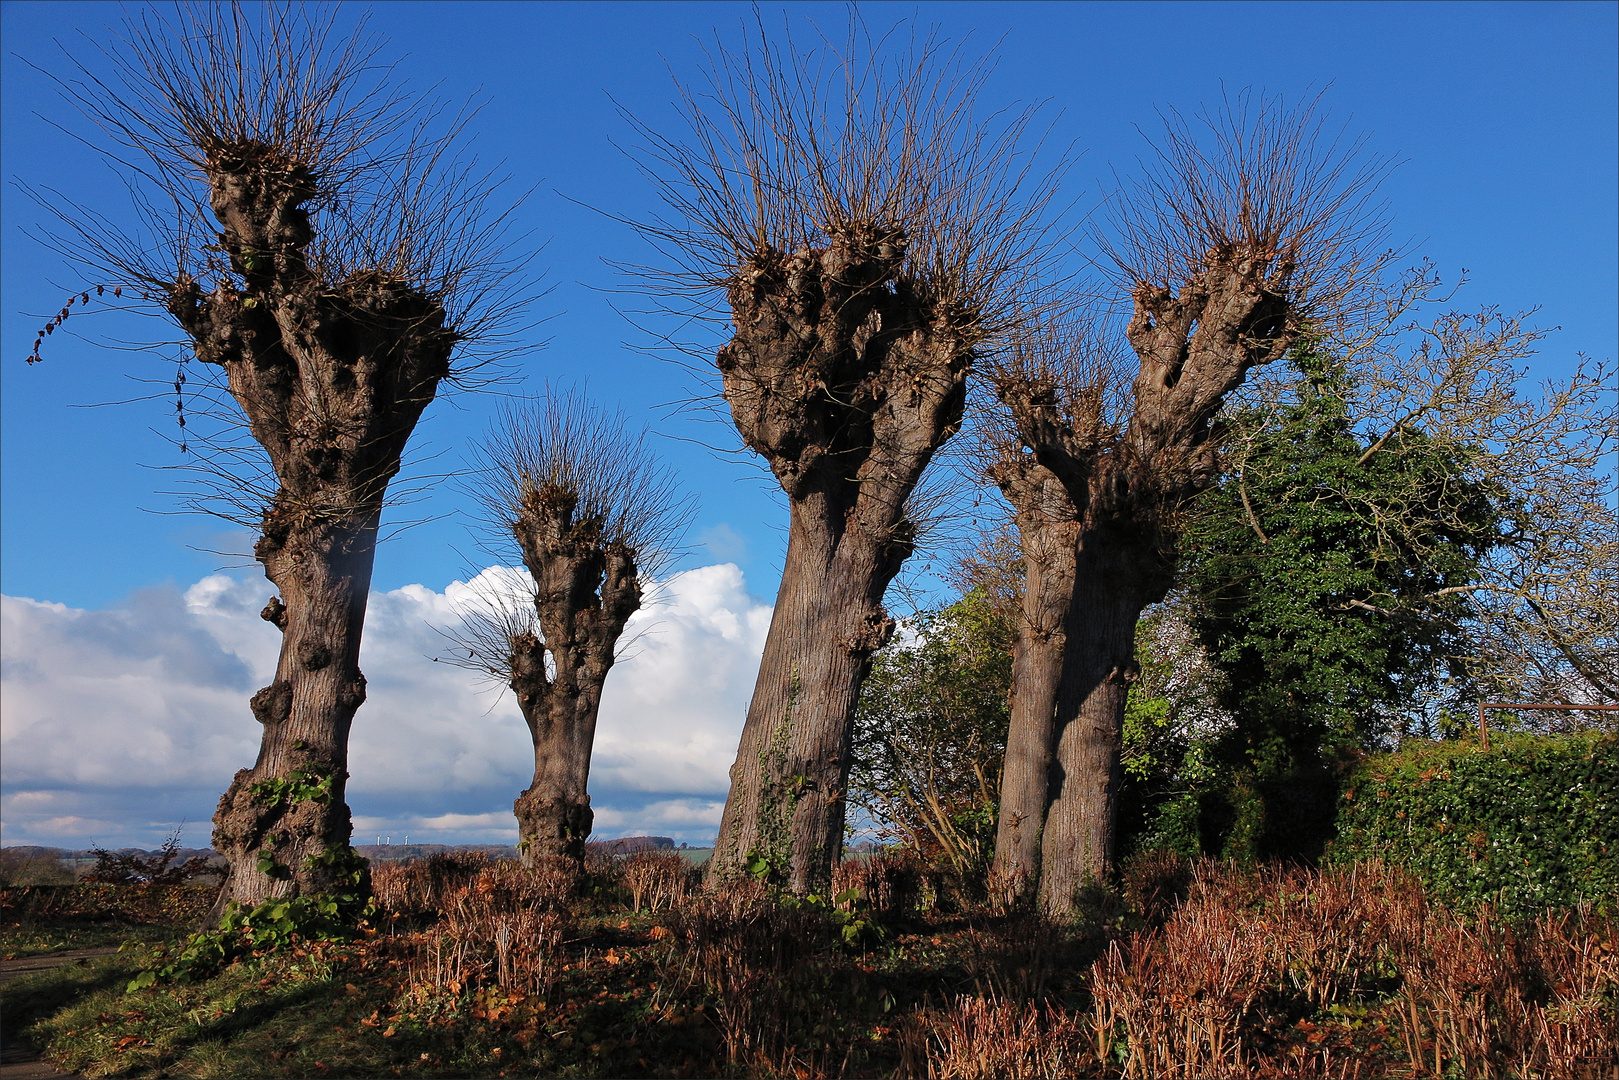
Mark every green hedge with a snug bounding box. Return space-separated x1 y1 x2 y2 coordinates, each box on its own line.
1331 730 1617 918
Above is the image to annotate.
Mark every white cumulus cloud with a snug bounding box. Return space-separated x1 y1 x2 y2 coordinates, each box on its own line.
1 564 769 849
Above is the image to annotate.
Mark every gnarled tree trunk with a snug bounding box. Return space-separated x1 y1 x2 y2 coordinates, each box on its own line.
508 490 641 863
993 254 1291 915
708 232 972 894
174 142 454 914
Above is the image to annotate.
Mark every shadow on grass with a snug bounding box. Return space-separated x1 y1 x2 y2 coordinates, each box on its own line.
1 955 142 1040
3 920 191 958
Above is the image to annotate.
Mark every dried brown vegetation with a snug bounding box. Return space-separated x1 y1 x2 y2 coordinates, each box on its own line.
370 858 576 1005
619 851 693 913
17 855 1618 1078
922 858 1619 1079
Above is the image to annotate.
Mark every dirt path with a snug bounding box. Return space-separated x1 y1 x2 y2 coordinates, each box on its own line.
0 949 113 1080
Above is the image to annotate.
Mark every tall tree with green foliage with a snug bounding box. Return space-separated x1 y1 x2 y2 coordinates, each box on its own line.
1177 342 1507 858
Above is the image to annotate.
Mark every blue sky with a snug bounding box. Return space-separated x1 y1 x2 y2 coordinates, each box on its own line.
2 1 1614 848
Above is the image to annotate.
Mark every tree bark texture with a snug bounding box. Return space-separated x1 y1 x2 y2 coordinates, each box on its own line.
1035 538 1157 912
994 249 1292 914
987 455 1078 905
507 488 642 863
708 229 973 894
167 141 454 913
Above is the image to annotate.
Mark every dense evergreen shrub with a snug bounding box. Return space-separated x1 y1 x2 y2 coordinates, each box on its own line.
1331 731 1617 917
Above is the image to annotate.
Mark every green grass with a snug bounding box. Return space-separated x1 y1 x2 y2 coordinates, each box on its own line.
1 948 151 1072
3 920 192 958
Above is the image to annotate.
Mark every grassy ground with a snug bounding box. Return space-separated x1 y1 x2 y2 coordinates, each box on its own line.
3 884 215 961
13 909 999 1078
4 860 1614 1079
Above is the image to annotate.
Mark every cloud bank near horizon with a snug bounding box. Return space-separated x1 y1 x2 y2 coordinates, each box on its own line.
1 564 770 850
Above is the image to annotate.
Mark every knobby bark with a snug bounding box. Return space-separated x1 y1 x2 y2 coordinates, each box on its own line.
709 229 973 894
171 141 454 912
995 248 1292 914
507 487 641 863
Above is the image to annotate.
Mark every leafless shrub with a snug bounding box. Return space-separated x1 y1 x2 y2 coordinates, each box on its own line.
833 852 921 917
963 910 1077 1004
370 852 493 918
1393 903 1619 1079
653 882 839 1067
82 828 224 887
1120 849 1193 928
620 850 689 913
1092 906 1271 1076
421 862 573 998
921 995 1093 1080
665 881 824 985
1084 859 1618 1079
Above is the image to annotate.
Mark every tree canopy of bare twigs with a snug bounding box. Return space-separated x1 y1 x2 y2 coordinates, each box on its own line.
445 391 694 861
22 2 535 915
26 3 535 529
32 3 529 352
623 13 1068 895
624 15 1065 336
1102 89 1394 333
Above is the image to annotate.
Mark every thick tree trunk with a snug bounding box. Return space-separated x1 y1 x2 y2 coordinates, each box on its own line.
167 141 454 916
510 629 601 863
988 458 1078 905
512 655 599 862
211 512 378 910
990 250 1294 915
508 497 641 864
704 230 972 893
1036 538 1159 915
710 502 894 894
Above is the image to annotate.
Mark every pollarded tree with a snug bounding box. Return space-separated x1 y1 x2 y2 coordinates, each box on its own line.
27 5 529 915
628 21 1064 892
448 393 692 863
988 92 1390 914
